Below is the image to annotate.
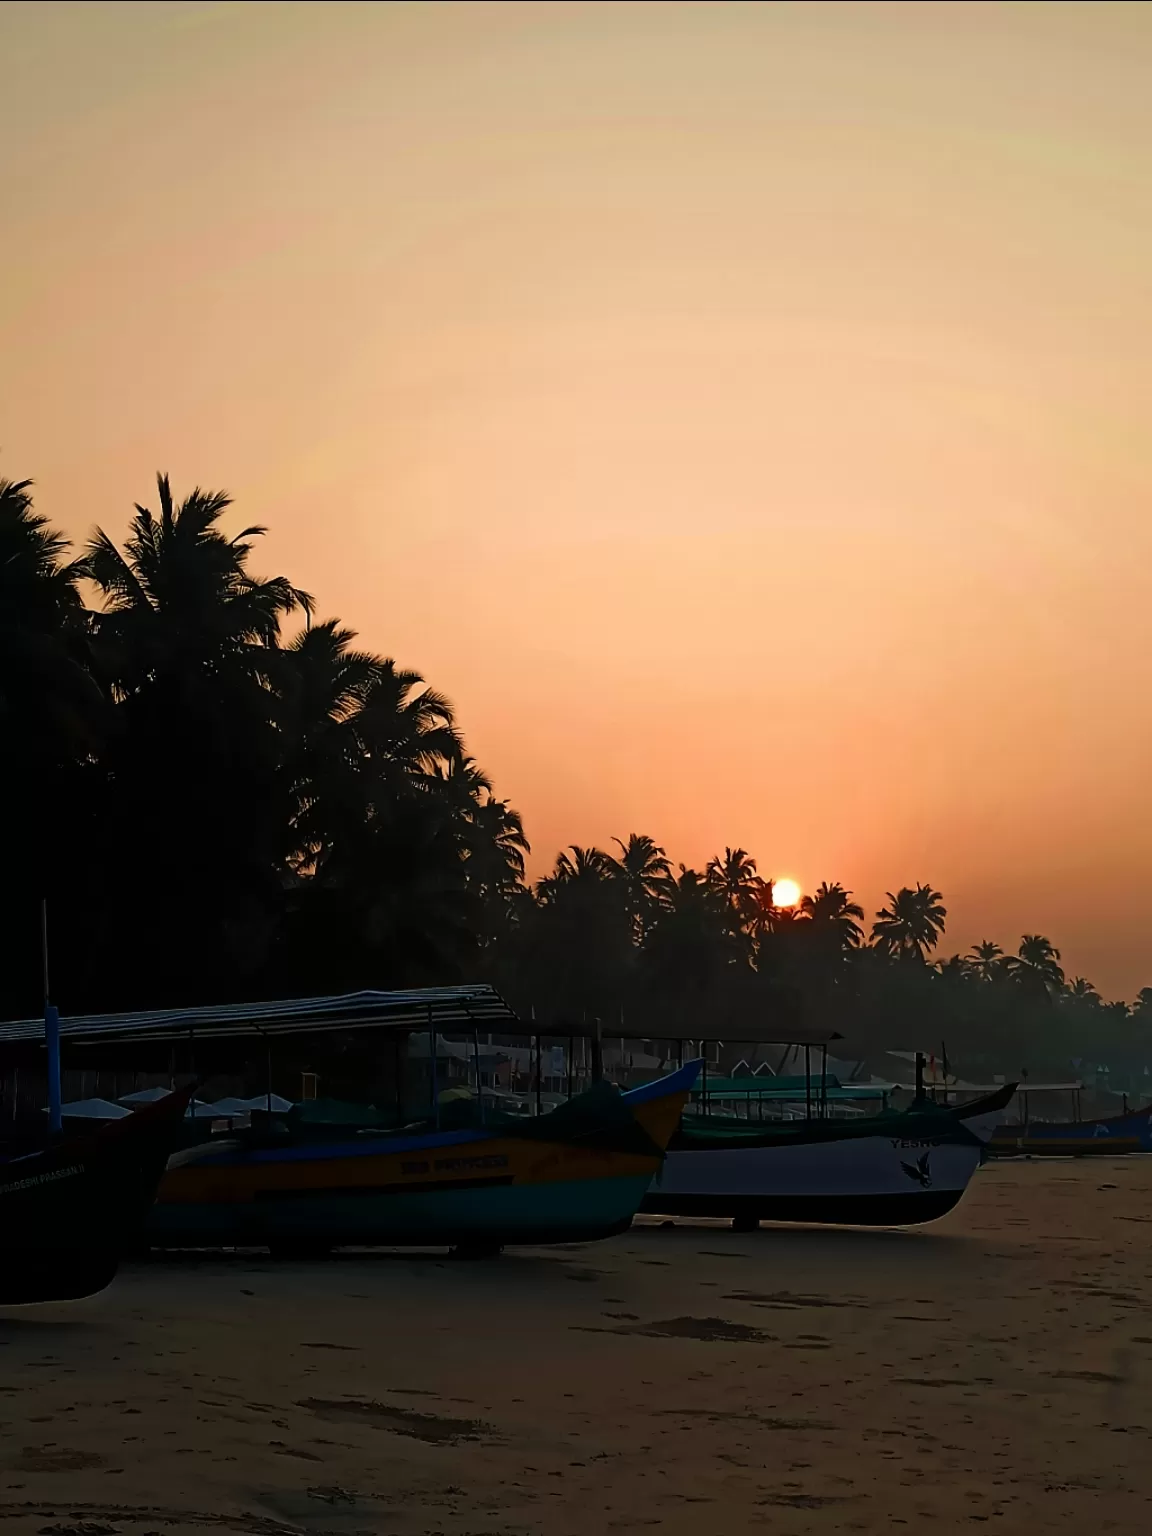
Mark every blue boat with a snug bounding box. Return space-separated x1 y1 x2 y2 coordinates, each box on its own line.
988 1102 1152 1156
147 1061 701 1252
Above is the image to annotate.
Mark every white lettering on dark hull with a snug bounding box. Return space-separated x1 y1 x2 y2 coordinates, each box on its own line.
0 1164 83 1196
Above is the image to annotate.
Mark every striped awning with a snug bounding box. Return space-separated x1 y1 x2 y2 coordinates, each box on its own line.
0 986 520 1048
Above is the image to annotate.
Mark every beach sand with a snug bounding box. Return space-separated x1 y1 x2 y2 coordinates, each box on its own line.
2 1156 1150 1535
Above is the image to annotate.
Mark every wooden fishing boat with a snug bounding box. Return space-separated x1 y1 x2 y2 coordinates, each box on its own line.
147 1061 701 1252
987 1101 1152 1157
636 1083 1016 1228
0 1087 193 1303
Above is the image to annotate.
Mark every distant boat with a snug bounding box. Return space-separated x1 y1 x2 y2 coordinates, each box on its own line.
146 1061 701 1254
636 1083 1016 1228
987 1102 1152 1157
0 1086 193 1303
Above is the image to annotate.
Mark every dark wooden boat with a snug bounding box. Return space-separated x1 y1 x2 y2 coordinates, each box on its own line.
987 1102 1152 1157
0 1087 193 1303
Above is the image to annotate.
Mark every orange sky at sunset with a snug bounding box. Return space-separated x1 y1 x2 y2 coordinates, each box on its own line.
3 2 1152 994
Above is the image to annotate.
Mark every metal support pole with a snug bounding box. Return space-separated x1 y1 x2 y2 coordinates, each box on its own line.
396 1033 404 1125
804 1044 812 1121
41 900 61 1134
260 1029 272 1113
44 1004 61 1133
473 1028 484 1123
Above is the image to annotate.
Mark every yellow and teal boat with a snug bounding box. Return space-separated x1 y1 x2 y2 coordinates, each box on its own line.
147 1060 700 1253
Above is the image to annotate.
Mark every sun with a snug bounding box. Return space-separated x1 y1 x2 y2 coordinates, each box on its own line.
773 877 801 909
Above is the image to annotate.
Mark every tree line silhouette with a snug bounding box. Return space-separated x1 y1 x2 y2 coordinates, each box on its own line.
3 472 1148 1081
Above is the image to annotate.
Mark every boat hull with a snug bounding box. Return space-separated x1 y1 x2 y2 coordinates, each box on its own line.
988 1104 1152 1157
148 1171 655 1248
148 1063 698 1250
0 1089 192 1303
642 1129 984 1227
636 1091 1014 1229
644 1187 965 1226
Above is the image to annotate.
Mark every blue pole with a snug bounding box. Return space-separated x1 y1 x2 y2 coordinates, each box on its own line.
41 900 62 1134
45 1003 62 1134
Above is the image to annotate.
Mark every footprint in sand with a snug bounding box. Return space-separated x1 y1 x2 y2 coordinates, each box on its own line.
15 1449 108 1473
295 1398 493 1444
591 1316 772 1343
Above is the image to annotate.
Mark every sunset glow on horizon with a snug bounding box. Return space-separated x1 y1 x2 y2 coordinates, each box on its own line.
3 2 1152 994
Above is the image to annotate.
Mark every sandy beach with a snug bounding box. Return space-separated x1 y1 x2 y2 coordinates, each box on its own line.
2 1156 1150 1536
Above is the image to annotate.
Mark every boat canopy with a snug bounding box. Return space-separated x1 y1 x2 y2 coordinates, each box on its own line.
613 1024 842 1046
0 986 520 1047
287 1097 390 1128
694 1074 896 1103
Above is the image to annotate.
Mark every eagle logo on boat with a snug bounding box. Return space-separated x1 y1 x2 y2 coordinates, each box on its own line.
900 1153 933 1188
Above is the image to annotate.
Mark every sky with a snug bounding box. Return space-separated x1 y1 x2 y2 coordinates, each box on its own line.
3 1 1152 996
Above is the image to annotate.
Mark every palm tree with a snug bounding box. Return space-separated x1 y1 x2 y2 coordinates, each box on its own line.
1066 976 1100 1004
0 479 105 981
1013 934 1065 993
438 756 530 912
277 622 482 921
612 833 670 900
706 847 762 928
537 845 613 901
968 940 1006 982
1 477 89 627
346 659 462 797
799 882 865 950
611 833 671 938
934 953 972 982
279 619 382 733
743 876 779 940
0 476 102 757
281 783 477 991
1132 986 1152 1019
523 845 633 1018
87 474 312 693
870 884 947 961
274 616 518 970
277 619 386 874
434 752 493 805
464 795 530 901
642 864 745 1019
81 475 317 998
